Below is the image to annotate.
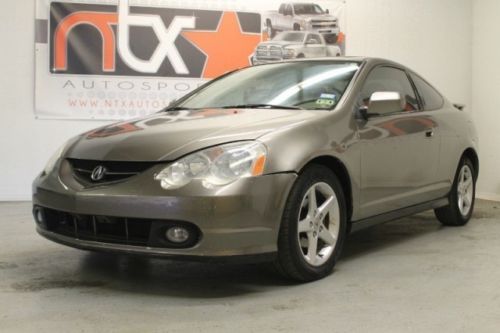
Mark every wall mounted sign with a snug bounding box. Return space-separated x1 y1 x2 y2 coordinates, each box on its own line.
35 0 346 119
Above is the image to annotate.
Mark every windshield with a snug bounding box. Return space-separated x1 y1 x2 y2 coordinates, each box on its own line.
274 32 306 43
294 4 325 15
176 62 360 110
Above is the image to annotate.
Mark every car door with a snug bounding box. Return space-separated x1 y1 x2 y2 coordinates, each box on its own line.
356 66 442 218
303 33 328 58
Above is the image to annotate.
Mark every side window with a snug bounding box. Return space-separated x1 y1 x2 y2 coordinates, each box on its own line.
360 66 419 114
285 5 293 16
279 4 285 14
305 34 321 44
410 73 444 111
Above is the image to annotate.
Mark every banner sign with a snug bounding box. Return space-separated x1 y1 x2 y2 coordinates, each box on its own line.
35 0 346 120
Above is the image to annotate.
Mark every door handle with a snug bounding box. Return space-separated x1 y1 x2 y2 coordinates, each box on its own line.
425 130 434 138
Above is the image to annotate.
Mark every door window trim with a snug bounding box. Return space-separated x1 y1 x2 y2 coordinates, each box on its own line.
407 71 445 111
357 64 424 118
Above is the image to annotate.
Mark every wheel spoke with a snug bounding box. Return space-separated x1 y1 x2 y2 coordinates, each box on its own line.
463 195 471 208
463 177 473 190
307 233 318 263
298 218 312 233
319 226 336 245
308 187 317 215
458 196 464 212
461 170 466 184
318 196 335 216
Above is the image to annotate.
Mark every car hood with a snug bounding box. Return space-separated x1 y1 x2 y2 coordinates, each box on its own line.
297 14 337 21
65 108 320 162
258 40 299 48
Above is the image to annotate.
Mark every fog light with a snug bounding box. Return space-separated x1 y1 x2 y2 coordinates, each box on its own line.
165 227 190 243
34 207 44 224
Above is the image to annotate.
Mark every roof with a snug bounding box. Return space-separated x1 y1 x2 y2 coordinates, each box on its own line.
285 56 406 68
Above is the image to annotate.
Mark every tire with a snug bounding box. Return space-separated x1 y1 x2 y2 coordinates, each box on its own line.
296 53 305 58
434 158 476 226
275 164 347 282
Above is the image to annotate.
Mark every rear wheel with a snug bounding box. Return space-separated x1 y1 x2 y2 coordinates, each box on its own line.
275 165 347 281
434 158 476 226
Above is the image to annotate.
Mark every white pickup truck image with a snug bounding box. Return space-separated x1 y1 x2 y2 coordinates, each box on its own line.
264 3 340 38
251 31 341 65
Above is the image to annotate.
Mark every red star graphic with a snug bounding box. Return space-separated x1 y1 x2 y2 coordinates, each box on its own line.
182 12 261 78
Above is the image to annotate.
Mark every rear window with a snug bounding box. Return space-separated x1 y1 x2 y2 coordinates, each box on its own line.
410 73 444 111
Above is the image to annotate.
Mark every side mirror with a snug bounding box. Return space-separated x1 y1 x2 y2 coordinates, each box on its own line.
325 9 330 14
167 99 177 108
358 91 405 120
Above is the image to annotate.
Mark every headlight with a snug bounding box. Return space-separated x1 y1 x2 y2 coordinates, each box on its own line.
43 144 65 175
154 141 267 190
283 48 296 58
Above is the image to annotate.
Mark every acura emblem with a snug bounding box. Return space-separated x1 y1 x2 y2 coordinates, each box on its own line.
90 165 107 181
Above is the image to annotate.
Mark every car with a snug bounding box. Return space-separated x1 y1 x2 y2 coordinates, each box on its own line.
33 57 479 281
252 31 341 65
264 2 340 38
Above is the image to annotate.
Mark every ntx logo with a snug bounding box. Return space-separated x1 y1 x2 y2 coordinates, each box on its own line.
50 1 261 78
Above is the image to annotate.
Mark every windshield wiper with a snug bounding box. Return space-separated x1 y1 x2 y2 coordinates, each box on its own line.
163 104 303 112
218 104 303 110
162 106 200 112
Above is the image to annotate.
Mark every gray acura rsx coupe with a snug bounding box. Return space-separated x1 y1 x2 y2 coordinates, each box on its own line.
33 57 479 281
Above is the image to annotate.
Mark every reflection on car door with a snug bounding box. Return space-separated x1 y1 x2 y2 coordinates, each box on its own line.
357 66 442 218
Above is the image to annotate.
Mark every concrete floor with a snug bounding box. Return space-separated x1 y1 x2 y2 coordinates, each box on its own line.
1 201 500 332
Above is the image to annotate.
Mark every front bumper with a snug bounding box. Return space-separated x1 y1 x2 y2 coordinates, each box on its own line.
32 160 297 260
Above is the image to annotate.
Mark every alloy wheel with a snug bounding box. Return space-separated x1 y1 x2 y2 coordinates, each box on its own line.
457 164 474 216
297 182 340 267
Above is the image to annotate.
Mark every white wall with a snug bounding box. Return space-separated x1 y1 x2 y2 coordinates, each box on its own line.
346 0 473 112
471 0 500 201
0 0 483 201
0 1 111 201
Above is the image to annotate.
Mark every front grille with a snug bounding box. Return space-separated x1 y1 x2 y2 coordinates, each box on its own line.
255 45 282 60
36 207 201 249
67 159 158 184
311 20 337 29
269 46 282 58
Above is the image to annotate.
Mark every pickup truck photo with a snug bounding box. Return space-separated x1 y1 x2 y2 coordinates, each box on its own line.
264 2 340 38
252 31 341 65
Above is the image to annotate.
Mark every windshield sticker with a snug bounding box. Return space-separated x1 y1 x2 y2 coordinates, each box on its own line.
316 93 337 106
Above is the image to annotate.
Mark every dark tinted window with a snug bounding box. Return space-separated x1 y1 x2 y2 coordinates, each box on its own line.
360 66 419 114
294 4 325 15
279 4 285 14
410 73 444 111
305 34 322 45
285 5 293 15
275 32 305 43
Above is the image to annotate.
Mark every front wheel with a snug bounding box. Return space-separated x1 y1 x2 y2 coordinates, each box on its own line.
434 158 476 226
275 165 347 281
